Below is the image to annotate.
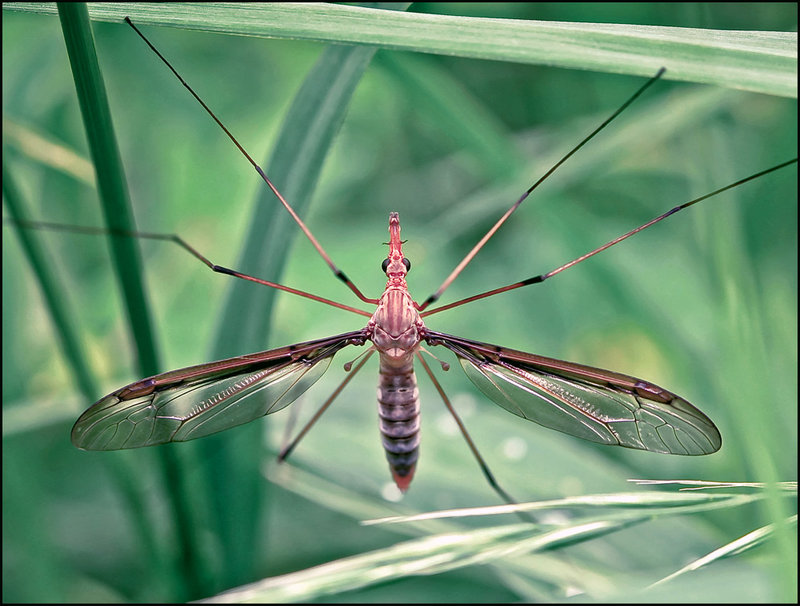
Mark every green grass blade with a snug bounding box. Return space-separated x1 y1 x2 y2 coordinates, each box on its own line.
57 4 158 375
363 490 761 525
204 512 674 602
5 2 795 96
652 514 799 588
202 490 787 602
268 461 795 599
57 4 213 599
200 524 545 603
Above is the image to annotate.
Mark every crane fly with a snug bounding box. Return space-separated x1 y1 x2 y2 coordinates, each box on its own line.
61 19 795 500
72 210 724 491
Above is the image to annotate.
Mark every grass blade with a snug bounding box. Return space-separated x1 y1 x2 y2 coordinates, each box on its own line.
652 514 799 588
5 2 795 96
57 4 211 599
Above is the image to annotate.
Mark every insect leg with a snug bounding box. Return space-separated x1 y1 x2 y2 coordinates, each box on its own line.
124 17 379 306
421 158 797 317
416 353 535 523
6 219 372 318
418 69 667 312
278 349 375 463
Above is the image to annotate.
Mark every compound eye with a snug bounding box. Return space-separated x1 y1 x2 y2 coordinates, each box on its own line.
381 258 390 274
402 258 411 272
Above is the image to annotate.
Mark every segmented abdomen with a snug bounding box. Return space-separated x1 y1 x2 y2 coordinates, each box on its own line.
377 359 420 492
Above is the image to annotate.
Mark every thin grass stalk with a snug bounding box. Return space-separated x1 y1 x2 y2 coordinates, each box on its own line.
57 3 211 599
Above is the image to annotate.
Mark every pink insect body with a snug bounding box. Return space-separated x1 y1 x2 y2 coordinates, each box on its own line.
370 214 423 491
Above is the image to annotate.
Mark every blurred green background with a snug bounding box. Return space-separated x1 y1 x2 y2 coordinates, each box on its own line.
3 3 796 603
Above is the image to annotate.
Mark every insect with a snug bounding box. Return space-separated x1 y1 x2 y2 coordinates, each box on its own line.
57 17 796 504
8 16 796 506
72 201 726 487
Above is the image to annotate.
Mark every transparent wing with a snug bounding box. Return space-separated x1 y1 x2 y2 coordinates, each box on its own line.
72 331 365 450
426 331 721 455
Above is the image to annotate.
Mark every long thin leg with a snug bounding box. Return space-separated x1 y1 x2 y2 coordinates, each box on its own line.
6 219 371 318
278 349 375 463
417 68 667 312
416 352 535 523
421 158 798 317
124 17 379 306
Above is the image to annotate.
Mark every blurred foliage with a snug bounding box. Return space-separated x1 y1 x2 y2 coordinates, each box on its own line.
3 3 797 603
